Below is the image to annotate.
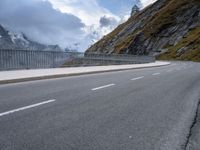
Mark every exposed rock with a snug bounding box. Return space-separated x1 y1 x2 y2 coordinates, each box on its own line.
0 24 62 51
177 47 188 55
131 5 140 16
86 0 200 61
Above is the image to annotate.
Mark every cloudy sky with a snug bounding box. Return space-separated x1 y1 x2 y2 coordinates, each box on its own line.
0 0 157 51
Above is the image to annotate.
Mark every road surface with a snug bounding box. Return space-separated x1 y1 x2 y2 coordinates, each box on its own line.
0 62 200 150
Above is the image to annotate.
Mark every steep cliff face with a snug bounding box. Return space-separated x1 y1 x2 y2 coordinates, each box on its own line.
86 0 200 61
157 26 200 61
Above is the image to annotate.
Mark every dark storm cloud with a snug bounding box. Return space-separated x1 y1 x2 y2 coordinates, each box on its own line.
99 16 118 27
0 0 85 48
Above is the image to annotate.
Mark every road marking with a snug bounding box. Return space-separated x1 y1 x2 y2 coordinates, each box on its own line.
152 73 161 76
131 76 144 81
92 84 115 91
0 99 56 117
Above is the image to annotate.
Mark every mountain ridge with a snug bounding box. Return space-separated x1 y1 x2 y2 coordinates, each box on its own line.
86 0 200 61
0 24 61 51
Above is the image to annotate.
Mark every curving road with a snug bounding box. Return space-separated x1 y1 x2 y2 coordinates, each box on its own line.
0 62 200 150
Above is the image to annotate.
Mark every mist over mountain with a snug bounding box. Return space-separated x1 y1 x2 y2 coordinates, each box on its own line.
0 24 61 51
0 0 147 52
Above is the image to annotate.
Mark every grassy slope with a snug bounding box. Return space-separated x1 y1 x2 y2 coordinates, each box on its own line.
157 26 200 62
143 0 192 36
113 0 178 52
87 0 200 62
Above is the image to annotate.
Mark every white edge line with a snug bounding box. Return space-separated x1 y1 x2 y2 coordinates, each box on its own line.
131 76 144 81
152 73 161 76
0 99 56 117
92 84 115 91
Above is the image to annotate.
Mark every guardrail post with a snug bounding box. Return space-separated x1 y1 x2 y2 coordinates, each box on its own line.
26 51 29 69
52 52 55 68
0 50 2 71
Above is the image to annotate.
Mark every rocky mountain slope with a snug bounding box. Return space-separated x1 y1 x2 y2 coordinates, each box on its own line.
0 24 61 51
86 0 200 61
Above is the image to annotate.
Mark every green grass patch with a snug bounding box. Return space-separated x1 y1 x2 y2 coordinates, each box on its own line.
157 26 200 62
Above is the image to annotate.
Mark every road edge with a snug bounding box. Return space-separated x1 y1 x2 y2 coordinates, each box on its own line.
0 62 170 85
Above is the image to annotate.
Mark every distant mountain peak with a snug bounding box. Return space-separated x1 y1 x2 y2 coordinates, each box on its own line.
131 5 140 16
0 24 62 51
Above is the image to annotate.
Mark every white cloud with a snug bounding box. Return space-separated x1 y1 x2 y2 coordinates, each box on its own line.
140 0 157 8
0 0 140 52
46 0 158 51
0 0 85 49
47 0 123 51
47 0 120 26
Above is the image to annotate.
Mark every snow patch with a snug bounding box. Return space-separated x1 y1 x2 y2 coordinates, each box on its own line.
8 31 29 45
8 31 17 43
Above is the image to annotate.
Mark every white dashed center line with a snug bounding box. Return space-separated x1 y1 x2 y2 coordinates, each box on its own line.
92 84 115 91
0 99 56 117
131 76 144 81
152 73 161 76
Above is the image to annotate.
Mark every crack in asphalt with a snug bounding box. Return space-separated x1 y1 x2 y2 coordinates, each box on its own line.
184 98 200 150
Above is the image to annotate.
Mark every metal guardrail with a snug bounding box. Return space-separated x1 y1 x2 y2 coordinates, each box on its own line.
84 53 155 63
0 49 155 71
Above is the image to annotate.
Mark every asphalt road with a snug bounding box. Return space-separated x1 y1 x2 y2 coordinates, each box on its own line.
0 62 200 150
